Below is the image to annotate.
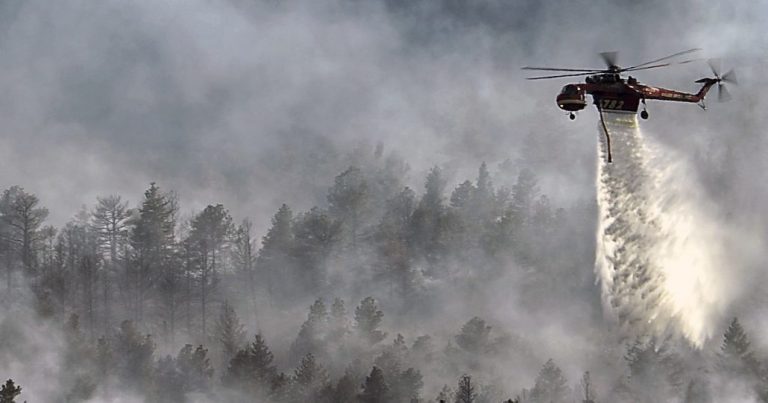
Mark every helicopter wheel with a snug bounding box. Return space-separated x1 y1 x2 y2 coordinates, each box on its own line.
569 112 576 120
640 110 649 120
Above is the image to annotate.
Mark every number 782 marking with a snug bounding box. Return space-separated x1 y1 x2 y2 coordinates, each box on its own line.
600 99 624 110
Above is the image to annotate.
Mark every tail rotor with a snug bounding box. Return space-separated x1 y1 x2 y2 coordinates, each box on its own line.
707 59 737 102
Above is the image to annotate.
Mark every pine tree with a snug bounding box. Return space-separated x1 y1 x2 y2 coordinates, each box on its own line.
450 180 476 210
330 297 349 339
153 355 185 403
581 371 596 403
233 219 257 317
268 372 292 401
290 298 330 361
327 166 369 250
355 297 386 345
176 344 214 393
289 353 330 402
113 320 155 391
224 333 277 393
258 204 294 300
327 373 359 403
410 167 447 266
436 384 453 403
624 339 684 400
292 207 341 291
189 204 233 338
455 374 476 403
393 367 423 402
719 317 759 375
0 379 21 403
91 194 129 332
215 300 246 364
129 183 177 324
470 162 496 226
530 359 569 403
359 366 389 403
0 379 22 403
375 187 419 304
0 186 48 277
455 317 492 354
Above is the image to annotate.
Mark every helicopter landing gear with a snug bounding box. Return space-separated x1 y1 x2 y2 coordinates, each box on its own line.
569 112 576 120
640 99 649 119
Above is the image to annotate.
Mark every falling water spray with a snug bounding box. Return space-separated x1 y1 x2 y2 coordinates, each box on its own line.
595 112 732 346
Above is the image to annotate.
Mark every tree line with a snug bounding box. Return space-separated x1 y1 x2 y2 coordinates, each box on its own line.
2 147 766 402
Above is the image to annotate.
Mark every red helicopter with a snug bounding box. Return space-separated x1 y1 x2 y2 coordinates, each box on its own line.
523 49 736 162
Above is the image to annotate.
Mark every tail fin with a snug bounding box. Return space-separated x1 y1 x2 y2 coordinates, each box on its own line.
694 78 717 100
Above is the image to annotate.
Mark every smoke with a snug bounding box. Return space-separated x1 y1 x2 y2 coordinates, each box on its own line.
595 113 744 346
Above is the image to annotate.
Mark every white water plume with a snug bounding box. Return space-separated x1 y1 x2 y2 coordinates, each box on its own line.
595 113 733 346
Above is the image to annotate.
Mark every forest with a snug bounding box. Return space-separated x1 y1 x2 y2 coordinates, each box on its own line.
0 144 766 403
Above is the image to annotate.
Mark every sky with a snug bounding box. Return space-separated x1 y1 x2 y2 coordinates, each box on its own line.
0 0 766 235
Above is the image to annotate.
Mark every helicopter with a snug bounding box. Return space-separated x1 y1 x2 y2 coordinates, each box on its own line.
523 49 736 162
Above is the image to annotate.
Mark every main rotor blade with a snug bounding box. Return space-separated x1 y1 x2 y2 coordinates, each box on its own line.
600 51 619 68
721 69 738 85
707 58 722 77
718 83 732 102
678 57 705 64
525 71 604 80
623 63 671 72
522 66 602 72
626 48 702 70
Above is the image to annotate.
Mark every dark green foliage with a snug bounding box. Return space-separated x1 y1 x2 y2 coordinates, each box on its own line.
719 317 759 375
355 297 386 345
373 349 401 384
131 183 177 254
224 333 277 393
455 317 492 354
455 374 476 403
359 366 389 403
411 335 434 363
330 297 350 340
530 359 569 403
392 367 423 402
176 344 214 393
257 204 295 300
327 166 369 250
0 379 21 403
290 298 330 361
436 384 453 402
113 320 156 390
410 166 449 267
0 186 49 275
450 180 475 210
129 183 177 324
153 355 186 403
261 204 293 255
292 207 342 290
215 301 246 364
288 353 330 402
189 203 233 338
320 372 359 403
623 340 683 403
269 372 292 402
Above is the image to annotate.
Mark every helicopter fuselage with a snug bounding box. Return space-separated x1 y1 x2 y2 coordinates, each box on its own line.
556 73 717 115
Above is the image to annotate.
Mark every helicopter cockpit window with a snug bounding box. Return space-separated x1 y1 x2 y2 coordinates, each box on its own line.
560 85 579 95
